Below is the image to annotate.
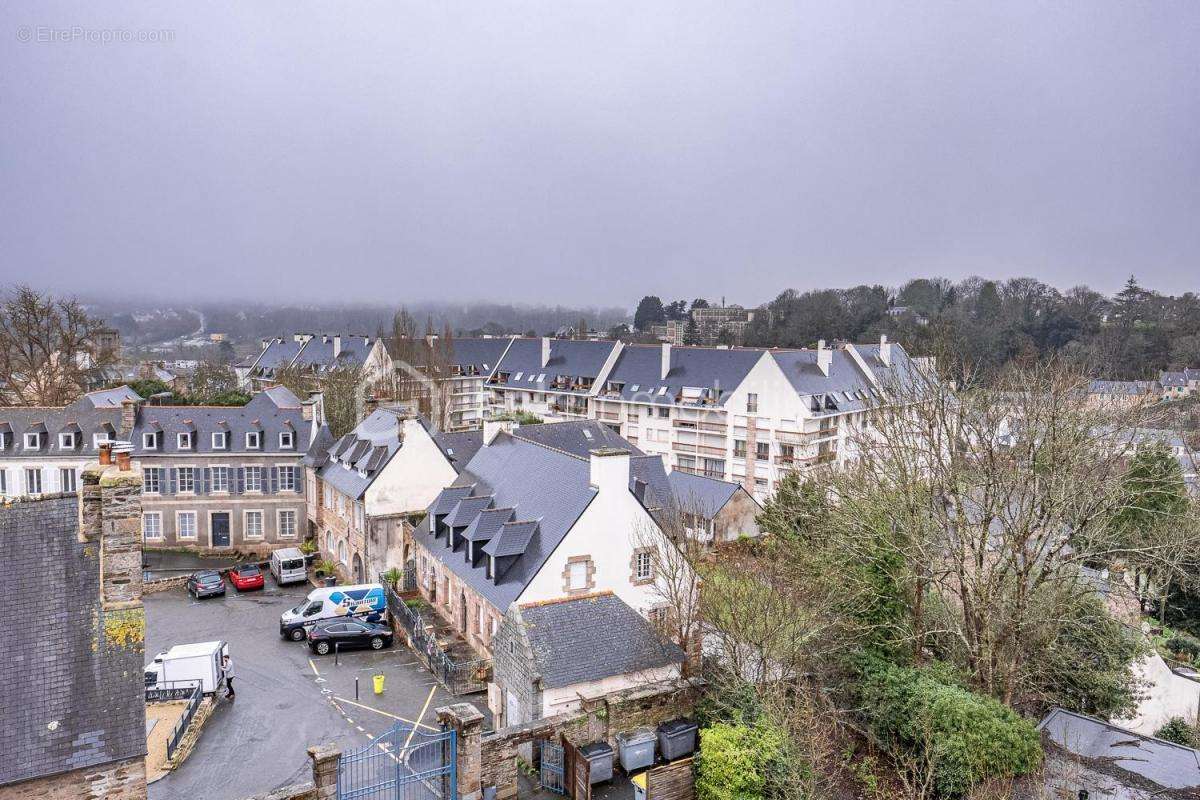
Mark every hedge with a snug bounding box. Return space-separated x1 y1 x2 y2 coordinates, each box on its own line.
696 722 784 800
856 656 1042 797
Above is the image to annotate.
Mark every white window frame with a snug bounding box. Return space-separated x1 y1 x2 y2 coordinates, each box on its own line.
24 432 41 450
244 509 264 540
143 512 163 541
93 431 111 449
278 466 296 492
635 551 653 581
278 509 297 539
176 511 198 540
337 539 348 564
279 430 295 449
568 560 588 591
143 468 161 494
244 465 263 493
142 432 157 450
245 431 261 450
25 467 43 494
210 465 229 493
177 432 193 450
211 431 227 450
59 432 77 449
176 466 195 494
59 467 77 493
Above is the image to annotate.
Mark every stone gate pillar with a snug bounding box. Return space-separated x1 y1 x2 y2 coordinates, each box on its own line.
437 703 485 800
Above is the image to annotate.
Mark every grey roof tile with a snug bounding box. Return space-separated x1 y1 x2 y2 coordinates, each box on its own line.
482 520 538 557
519 593 684 689
667 470 745 517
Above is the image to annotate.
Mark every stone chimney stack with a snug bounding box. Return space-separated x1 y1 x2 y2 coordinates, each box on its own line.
589 447 631 495
816 340 832 377
541 337 552 368
661 343 671 381
879 334 892 367
119 397 138 437
79 460 144 610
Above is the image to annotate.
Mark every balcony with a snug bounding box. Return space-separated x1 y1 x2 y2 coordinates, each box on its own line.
674 464 727 480
672 419 726 433
548 402 588 417
597 410 621 422
775 427 839 445
672 440 728 457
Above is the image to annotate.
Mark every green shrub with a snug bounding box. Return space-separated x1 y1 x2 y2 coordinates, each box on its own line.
314 559 338 577
856 656 1042 797
1155 717 1200 747
1165 635 1200 662
696 722 784 800
382 567 403 586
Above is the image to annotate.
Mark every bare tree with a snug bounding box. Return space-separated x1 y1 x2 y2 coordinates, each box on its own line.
0 286 116 406
381 308 454 429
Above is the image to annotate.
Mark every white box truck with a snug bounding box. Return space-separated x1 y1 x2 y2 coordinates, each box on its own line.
145 641 229 695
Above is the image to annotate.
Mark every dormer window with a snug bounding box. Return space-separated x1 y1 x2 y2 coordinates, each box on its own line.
59 432 77 449
279 431 294 449
246 431 261 449
0 432 9 450
486 555 495 579
177 432 193 449
93 431 111 449
212 431 227 450
24 432 41 450
142 432 157 450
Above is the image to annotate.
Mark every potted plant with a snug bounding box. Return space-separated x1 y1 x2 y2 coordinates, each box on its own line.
382 567 403 590
313 559 339 583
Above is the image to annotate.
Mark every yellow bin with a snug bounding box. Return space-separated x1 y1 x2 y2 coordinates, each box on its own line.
373 674 386 695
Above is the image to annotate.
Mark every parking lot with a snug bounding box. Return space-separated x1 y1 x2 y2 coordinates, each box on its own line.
146 579 462 800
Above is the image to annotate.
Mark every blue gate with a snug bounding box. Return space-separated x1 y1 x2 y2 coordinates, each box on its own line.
537 739 567 795
338 722 456 800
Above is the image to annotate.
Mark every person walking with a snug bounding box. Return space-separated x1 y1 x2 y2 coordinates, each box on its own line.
223 654 235 700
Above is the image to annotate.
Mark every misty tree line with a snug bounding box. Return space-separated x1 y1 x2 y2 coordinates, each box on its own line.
730 275 1200 380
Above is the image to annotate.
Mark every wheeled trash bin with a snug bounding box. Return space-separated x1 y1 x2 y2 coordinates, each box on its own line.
579 741 614 784
616 728 657 773
657 718 698 761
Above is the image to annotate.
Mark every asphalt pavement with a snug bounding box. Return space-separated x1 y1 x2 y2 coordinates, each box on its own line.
146 580 461 800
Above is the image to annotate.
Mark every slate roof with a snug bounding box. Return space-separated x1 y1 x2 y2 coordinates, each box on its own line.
412 422 666 610
667 470 750 518
433 430 484 471
130 388 306 457
510 420 644 459
602 345 763 406
315 408 413 499
1038 708 1200 791
1087 379 1157 396
0 495 145 786
770 349 877 413
445 338 512 376
250 334 377 378
1161 368 1200 388
488 338 619 395
518 593 684 689
0 386 141 461
462 507 515 542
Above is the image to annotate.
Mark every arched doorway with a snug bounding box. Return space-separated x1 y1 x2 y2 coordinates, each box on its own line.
352 553 364 584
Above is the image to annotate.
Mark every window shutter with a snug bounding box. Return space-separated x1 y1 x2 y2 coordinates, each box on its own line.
268 466 278 495
167 468 177 495
235 467 244 494
198 467 208 495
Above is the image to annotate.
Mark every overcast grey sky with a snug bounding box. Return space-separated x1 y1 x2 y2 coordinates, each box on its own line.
2 1 1197 307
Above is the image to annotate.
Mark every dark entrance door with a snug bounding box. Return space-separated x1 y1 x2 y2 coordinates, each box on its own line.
211 513 231 548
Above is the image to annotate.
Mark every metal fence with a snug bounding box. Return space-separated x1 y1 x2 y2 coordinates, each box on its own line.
380 574 491 695
162 681 204 761
338 722 456 800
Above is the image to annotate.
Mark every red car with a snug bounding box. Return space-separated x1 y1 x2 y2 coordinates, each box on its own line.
228 564 265 591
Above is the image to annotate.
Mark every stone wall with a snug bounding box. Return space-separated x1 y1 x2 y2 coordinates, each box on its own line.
442 680 702 800
491 605 541 727
239 744 339 800
0 755 146 800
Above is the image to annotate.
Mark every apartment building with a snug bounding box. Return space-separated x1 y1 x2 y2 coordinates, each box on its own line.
238 333 392 391
690 304 757 344
306 407 481 582
384 337 514 431
0 385 141 499
486 337 622 421
407 420 684 725
486 335 921 503
130 386 315 553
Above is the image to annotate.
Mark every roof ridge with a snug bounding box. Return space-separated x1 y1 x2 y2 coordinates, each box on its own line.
519 589 613 609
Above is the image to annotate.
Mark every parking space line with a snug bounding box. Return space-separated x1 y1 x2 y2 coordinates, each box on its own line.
309 659 320 677
403 686 438 750
330 697 437 731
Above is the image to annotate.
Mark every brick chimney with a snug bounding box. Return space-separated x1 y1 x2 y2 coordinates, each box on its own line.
541 337 551 368
816 340 832 377
79 460 143 610
661 343 671 381
589 447 631 495
879 334 892 367
119 397 138 437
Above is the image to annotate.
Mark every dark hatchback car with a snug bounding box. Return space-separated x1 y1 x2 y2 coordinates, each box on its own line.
186 570 226 599
307 619 393 656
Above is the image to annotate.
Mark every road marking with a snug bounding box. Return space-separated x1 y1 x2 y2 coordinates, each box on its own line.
403 685 438 750
330 697 438 731
309 659 320 677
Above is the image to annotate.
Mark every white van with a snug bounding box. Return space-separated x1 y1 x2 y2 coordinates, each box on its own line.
145 641 229 695
270 547 308 586
279 583 388 641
